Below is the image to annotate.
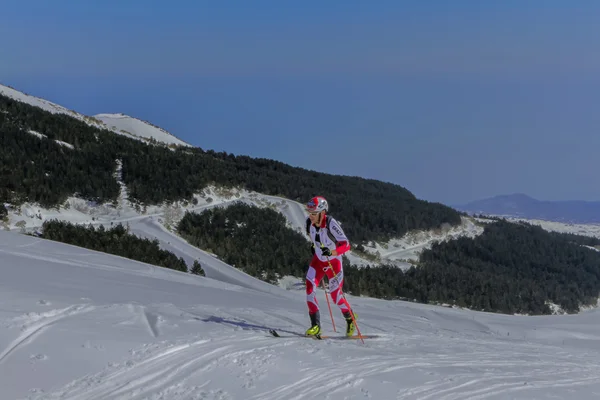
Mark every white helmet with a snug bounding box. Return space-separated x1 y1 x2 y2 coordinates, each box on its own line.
306 196 328 213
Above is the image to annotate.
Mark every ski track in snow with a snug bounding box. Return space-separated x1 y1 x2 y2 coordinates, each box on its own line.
27 327 600 400
36 338 227 400
0 305 95 365
25 327 300 400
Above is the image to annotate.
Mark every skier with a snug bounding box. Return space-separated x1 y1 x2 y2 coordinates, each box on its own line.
304 195 357 337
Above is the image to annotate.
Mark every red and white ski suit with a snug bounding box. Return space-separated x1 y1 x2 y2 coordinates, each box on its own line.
306 214 352 315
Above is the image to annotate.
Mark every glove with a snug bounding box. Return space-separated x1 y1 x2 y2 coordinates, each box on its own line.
321 247 332 257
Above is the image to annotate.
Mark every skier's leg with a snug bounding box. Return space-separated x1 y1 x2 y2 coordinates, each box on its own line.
306 266 322 314
324 257 351 314
306 259 325 335
325 257 356 336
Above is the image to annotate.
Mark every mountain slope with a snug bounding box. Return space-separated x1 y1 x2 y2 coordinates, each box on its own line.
456 193 600 224
1 86 462 244
0 83 191 147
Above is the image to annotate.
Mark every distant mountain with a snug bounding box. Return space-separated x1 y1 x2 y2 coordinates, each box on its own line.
0 83 191 147
455 193 600 224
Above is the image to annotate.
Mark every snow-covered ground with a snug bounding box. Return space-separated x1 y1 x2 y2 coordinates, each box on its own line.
2 227 600 399
0 83 191 147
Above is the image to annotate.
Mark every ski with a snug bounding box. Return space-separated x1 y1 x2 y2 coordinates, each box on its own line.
268 329 317 339
268 329 379 340
269 329 281 337
317 334 379 340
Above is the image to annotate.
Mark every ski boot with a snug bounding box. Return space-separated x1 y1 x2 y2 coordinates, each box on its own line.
305 311 321 337
343 310 357 337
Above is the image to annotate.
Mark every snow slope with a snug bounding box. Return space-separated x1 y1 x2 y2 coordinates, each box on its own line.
2 229 600 399
0 83 191 147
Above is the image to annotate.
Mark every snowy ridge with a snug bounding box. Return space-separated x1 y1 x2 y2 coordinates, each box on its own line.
1 83 191 148
2 227 600 399
94 113 191 147
0 84 91 124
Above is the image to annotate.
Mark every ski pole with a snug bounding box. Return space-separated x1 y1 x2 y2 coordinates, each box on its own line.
325 257 364 344
322 278 337 332
318 244 337 332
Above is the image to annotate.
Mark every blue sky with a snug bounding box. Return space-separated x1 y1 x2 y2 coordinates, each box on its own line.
2 1 600 204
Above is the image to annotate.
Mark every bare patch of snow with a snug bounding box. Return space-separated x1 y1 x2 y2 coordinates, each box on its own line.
54 140 74 149
27 130 47 139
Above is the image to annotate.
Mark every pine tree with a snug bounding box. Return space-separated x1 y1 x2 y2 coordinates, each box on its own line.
191 260 205 276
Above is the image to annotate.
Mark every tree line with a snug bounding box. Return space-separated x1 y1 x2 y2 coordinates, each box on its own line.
410 220 600 314
177 203 309 283
40 220 204 275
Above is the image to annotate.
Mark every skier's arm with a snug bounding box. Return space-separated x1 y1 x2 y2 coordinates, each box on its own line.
334 241 350 256
306 217 315 254
329 219 351 256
